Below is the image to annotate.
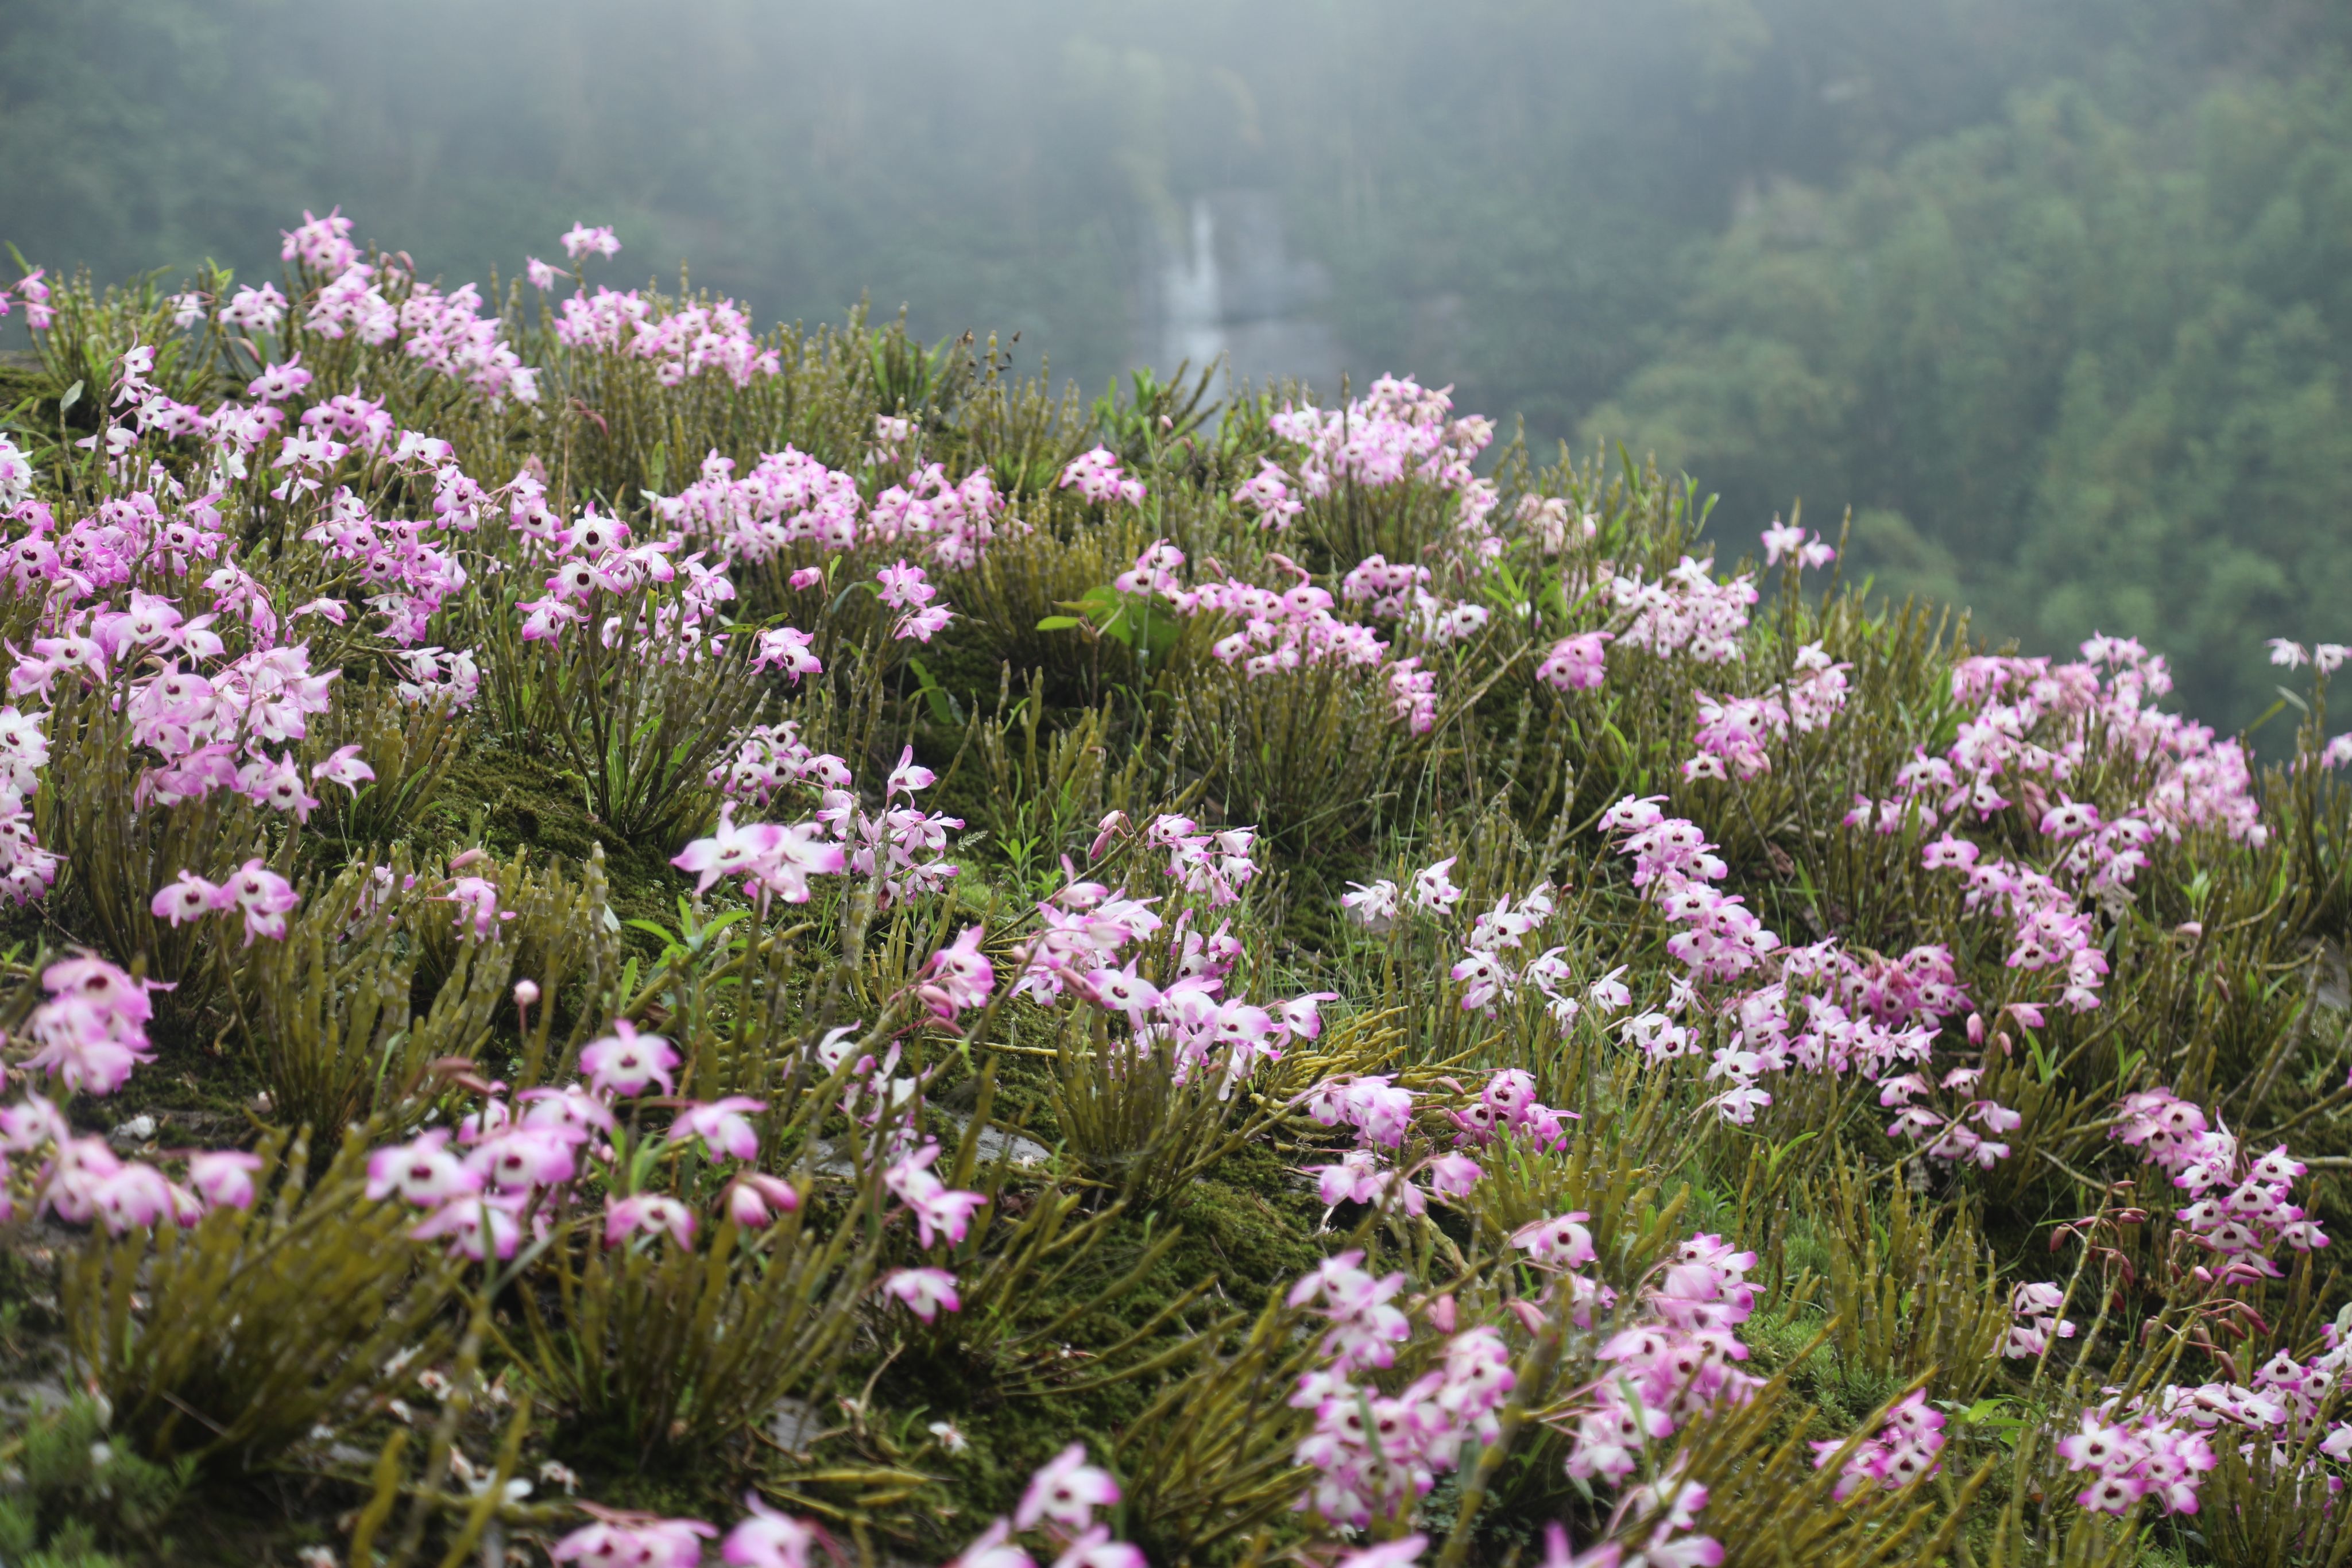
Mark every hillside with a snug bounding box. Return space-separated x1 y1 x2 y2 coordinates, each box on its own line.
0 215 2349 1567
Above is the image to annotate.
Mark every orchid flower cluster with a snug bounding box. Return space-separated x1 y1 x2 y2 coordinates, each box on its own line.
868 462 1015 571
1609 557 1758 665
0 956 261 1229
995 814 1339 1097
1855 637 2265 850
1267 1221 1768 1554
1336 553 1433 619
2111 1089 2328 1271
879 1140 991 1251
1601 798 1778 986
299 471 482 645
362 1012 984 1267
1058 446 1147 508
671 805 848 911
1296 1063 1576 1220
2003 1281 2079 1359
1589 796 2037 1165
705 717 852 811
15 590 353 827
1811 1391 1947 1500
1320 551 1495 648
1682 640 1852 784
2017 1314 2352 1526
150 858 304 946
1 264 53 331
652 445 1019 576
2132 1336 2352 1478
1230 458 1305 528
1343 855 1636 1036
655 447 867 560
545 1492 826 1568
0 433 34 510
551 264 783 388
1192 557 1392 676
0 455 378 910
1912 820 2157 1022
1533 1474 1726 1568
1286 1255 1515 1529
548 1443 1145 1568
1514 494 1600 556
1535 630 1612 694
10 331 495 692
1294 1075 1445 1216
509 504 742 661
0 698 57 904
678 742 957 911
2053 1407 2219 1516
1758 518 1839 572
1256 377 1543 584
1278 1226 1760 1550
2024 1088 2349 1513
1557 1234 1765 1486
1266 375 1494 499
261 208 540 405
1102 540 1448 733
2266 640 2352 766
943 1443 1145 1568
875 557 958 644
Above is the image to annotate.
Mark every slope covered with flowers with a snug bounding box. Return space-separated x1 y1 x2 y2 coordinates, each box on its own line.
0 211 2350 1568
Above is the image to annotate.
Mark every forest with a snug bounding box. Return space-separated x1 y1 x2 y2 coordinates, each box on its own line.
6 0 2352 726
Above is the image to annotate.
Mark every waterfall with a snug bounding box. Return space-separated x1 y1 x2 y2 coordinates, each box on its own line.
1159 199 1227 373
1138 190 1340 395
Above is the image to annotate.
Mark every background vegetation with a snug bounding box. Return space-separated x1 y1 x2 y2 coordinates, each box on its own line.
7 0 2352 726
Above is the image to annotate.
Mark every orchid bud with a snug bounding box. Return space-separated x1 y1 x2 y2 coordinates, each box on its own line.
1505 1298 1549 1335
727 1173 798 1228
514 979 541 1008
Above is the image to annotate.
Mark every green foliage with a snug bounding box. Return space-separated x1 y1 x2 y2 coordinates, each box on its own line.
0 1395 189 1566
63 1130 463 1469
520 1204 877 1464
1811 1159 2009 1404
1591 65 2352 729
36 681 273 1001
303 682 469 850
233 846 520 1135
478 576 768 846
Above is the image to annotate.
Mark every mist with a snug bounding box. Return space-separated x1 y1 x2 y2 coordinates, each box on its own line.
6 0 2350 726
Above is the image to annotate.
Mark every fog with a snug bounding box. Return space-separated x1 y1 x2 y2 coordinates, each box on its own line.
6 0 2351 725
0 0 2189 413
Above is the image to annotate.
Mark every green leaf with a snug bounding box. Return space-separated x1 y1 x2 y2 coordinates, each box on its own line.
1766 1129 1819 1176
58 379 83 415
907 655 961 725
1123 594 1182 663
1035 615 1084 632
